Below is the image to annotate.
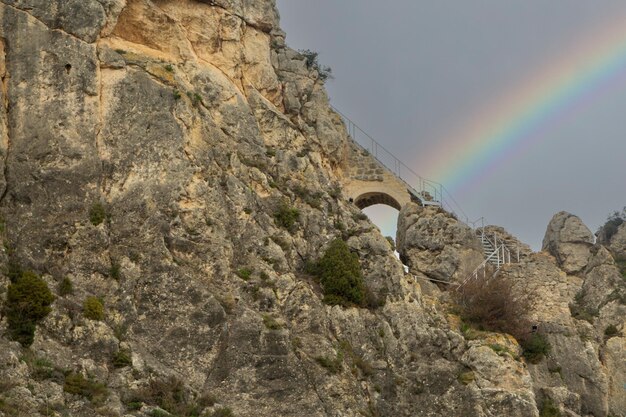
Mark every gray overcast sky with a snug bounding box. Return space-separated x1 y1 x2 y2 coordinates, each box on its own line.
276 0 626 249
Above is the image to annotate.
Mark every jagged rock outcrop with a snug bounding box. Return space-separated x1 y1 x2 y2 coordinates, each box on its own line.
396 204 483 283
598 221 626 259
542 211 594 274
0 1 623 417
500 253 611 417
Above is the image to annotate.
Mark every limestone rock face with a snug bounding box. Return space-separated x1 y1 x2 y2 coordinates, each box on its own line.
396 203 483 283
0 2 621 417
542 212 594 274
500 253 610 417
604 221 626 258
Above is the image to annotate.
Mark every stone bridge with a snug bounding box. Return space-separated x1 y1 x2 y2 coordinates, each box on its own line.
341 141 420 211
335 107 443 213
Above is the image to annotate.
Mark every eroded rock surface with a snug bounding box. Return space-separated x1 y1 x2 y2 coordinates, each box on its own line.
0 2 623 417
542 211 594 274
396 204 483 283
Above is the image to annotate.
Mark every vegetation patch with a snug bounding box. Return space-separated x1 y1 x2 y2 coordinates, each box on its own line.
20 353 65 383
569 291 598 323
597 207 625 242
89 201 108 226
352 212 368 222
83 297 105 321
58 277 73 296
292 185 323 209
5 270 55 347
236 268 252 281
488 343 515 357
539 398 561 417
299 49 333 81
127 376 203 417
210 408 234 417
454 273 533 340
457 371 475 385
113 349 133 368
315 352 343 375
454 273 551 362
522 333 551 364
63 373 108 404
262 314 281 330
604 324 620 339
309 238 366 307
273 202 300 231
109 262 121 280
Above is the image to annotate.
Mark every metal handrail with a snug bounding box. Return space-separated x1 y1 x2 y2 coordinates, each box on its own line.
331 106 522 288
332 106 445 205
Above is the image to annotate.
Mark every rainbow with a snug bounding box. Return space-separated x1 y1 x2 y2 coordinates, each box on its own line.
421 13 626 195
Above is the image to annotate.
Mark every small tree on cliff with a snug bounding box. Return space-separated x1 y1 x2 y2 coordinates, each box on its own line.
597 207 626 243
298 49 333 82
315 238 365 306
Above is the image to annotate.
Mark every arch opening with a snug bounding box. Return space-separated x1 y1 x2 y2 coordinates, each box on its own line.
354 192 402 211
362 204 400 241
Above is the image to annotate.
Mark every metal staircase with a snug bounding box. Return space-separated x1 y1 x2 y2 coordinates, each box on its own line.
331 106 521 288
459 226 520 287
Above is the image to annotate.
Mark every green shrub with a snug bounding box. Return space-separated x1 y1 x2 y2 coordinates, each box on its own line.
7 260 23 283
133 377 201 417
113 349 132 368
5 271 55 346
569 293 598 323
298 49 333 81
315 353 343 374
352 212 368 222
20 352 65 383
63 373 108 404
262 314 281 330
597 208 626 242
273 202 300 231
328 185 341 199
236 268 252 281
89 201 108 226
58 277 73 296
211 408 234 417
522 333 551 364
83 297 104 321
539 398 561 417
292 185 323 209
457 371 475 385
604 324 620 338
315 239 365 307
110 262 121 280
187 91 203 107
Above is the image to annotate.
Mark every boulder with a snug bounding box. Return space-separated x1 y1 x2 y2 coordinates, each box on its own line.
397 203 483 283
542 212 594 274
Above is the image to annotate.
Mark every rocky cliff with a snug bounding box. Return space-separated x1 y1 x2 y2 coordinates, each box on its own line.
0 2 624 417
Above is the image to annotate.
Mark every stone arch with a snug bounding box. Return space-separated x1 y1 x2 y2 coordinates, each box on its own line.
353 192 402 211
343 178 413 212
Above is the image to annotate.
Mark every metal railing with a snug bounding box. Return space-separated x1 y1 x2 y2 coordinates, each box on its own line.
333 106 449 205
458 228 521 288
331 106 521 288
